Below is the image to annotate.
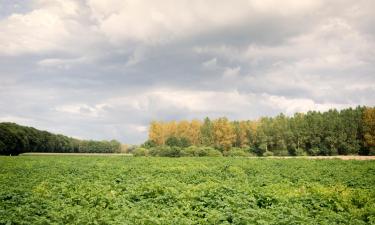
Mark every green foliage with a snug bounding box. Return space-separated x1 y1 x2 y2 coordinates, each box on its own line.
141 139 157 149
133 147 149 157
200 117 214 146
0 122 121 155
165 136 180 147
181 146 222 157
148 146 182 157
1 156 374 224
308 147 321 156
165 136 192 148
224 147 251 157
147 106 372 156
263 151 274 157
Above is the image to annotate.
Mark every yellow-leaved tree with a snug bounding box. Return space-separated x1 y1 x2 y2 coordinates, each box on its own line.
165 121 177 139
177 120 191 139
212 117 235 150
189 119 202 146
149 121 165 145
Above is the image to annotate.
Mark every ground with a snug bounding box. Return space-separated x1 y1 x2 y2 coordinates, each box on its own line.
1 156 375 224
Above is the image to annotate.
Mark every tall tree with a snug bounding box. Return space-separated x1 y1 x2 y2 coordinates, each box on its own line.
177 120 190 139
189 119 202 146
200 117 214 146
149 121 165 145
363 107 375 154
212 117 235 151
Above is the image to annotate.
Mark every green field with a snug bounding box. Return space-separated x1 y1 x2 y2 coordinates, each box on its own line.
1 157 375 224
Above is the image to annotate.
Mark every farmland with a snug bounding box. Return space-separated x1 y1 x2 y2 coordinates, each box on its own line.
1 156 375 224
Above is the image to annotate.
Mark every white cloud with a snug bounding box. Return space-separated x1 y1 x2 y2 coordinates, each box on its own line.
55 103 108 118
0 0 374 143
0 9 69 55
223 66 241 79
202 58 218 69
266 95 352 115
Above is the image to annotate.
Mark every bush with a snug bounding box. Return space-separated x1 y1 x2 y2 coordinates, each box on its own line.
252 144 267 156
263 151 274 157
290 147 307 156
224 148 251 157
142 140 157 149
181 146 222 157
127 145 138 153
165 136 180 147
180 146 198 157
369 147 375 156
273 149 289 156
295 148 307 156
159 146 182 157
308 147 321 156
149 146 182 157
148 146 162 156
133 148 149 157
205 148 223 157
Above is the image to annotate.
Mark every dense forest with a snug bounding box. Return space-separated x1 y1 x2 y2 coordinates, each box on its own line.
143 106 375 156
0 123 121 155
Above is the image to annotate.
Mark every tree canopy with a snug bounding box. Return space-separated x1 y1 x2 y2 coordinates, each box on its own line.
147 106 375 156
0 122 121 155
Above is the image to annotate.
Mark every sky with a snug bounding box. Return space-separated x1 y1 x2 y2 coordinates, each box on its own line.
0 0 374 144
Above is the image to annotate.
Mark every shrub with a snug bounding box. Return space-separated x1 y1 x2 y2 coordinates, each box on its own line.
149 146 182 157
263 151 274 157
181 146 222 157
295 148 307 156
369 147 375 156
179 137 191 148
159 146 182 157
205 147 223 157
252 144 267 156
165 136 180 147
224 148 251 157
289 147 307 156
148 146 163 156
133 148 149 157
142 140 157 149
273 149 289 156
181 146 199 157
308 147 321 156
127 145 138 153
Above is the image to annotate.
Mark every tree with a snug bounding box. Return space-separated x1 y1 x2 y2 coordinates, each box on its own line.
0 122 122 155
149 121 165 145
363 107 375 154
189 119 202 146
165 121 177 139
212 117 235 151
232 121 249 148
200 117 214 146
177 120 191 140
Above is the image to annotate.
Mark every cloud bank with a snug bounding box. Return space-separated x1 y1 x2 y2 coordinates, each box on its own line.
1 0 374 143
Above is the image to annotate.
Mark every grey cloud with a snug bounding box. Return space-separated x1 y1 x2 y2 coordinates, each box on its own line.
0 0 375 143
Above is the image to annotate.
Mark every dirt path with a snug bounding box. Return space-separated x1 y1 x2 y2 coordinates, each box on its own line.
263 156 375 160
17 153 375 160
20 153 132 156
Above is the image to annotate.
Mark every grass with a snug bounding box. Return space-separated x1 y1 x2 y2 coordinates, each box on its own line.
1 156 375 224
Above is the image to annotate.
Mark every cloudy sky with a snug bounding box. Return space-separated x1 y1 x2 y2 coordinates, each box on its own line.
0 0 374 143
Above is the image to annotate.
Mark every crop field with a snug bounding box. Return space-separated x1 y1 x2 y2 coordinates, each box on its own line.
1 157 375 224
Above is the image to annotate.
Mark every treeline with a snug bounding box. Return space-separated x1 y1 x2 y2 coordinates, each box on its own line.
143 106 375 156
0 122 121 155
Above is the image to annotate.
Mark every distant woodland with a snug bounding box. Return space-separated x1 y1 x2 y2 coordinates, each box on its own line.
0 123 121 155
1 106 374 156
142 106 375 156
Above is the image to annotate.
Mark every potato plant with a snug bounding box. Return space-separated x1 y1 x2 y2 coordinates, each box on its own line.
1 156 374 224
